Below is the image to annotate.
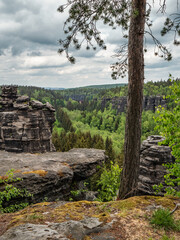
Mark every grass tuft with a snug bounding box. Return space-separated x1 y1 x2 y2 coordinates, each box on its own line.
150 208 180 231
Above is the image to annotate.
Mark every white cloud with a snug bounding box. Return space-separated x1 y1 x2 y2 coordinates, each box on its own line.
23 54 68 69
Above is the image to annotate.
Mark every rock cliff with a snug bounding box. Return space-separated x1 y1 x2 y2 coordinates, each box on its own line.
138 135 175 195
0 148 106 203
101 95 167 113
0 86 55 153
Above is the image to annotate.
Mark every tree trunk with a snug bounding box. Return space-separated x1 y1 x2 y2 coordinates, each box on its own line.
118 0 146 199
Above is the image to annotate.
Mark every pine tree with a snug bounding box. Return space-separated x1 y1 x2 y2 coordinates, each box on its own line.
58 0 174 199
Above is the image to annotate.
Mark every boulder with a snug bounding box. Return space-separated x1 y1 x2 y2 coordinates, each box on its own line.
0 148 106 203
138 135 174 195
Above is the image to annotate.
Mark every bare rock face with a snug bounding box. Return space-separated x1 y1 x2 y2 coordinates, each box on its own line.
101 96 167 114
138 135 174 195
0 148 106 203
0 86 55 153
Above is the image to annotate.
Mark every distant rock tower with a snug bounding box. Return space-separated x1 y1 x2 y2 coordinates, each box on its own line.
0 85 56 153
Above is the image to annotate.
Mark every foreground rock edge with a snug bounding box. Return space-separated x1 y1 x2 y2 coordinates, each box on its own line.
0 196 179 240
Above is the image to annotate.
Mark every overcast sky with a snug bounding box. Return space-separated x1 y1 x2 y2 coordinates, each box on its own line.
0 0 179 88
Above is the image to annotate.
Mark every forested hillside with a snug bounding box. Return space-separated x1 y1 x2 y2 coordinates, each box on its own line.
0 79 179 201
6 79 177 166
15 78 177 108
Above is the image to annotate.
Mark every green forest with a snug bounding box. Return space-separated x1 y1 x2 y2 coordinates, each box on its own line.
0 78 179 202
14 78 179 168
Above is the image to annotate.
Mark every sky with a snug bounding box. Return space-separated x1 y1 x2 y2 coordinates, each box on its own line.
0 0 179 88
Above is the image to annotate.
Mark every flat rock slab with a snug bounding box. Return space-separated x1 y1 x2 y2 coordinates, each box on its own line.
0 149 106 202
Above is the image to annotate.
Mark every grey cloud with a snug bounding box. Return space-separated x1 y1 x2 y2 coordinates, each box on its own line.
29 70 57 77
11 45 24 56
0 0 40 15
27 51 42 56
0 36 14 50
74 49 97 58
0 50 5 56
0 0 64 55
146 61 170 69
30 63 69 70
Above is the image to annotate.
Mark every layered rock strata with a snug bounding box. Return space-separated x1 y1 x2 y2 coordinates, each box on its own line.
138 135 174 195
0 86 55 153
0 148 106 203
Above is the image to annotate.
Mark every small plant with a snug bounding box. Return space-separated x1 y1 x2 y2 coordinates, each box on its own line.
161 235 175 240
96 162 122 202
153 183 164 195
0 169 32 213
70 188 88 201
70 190 82 197
43 197 48 202
150 208 180 231
69 181 89 201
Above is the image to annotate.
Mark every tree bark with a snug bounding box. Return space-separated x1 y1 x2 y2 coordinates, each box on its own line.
118 0 146 199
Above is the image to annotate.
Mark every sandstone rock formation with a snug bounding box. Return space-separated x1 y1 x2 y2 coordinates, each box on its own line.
0 86 55 153
138 135 174 195
101 95 167 113
143 96 167 112
0 148 106 203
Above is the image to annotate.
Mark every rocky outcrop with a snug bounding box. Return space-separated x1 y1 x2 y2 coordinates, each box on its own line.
0 218 107 240
143 96 167 112
0 86 55 153
0 196 179 240
0 148 106 203
101 96 167 113
138 135 174 195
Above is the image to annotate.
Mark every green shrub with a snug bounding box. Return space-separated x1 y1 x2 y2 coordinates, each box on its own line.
150 208 180 231
155 79 180 197
161 235 175 240
0 169 32 213
96 162 122 202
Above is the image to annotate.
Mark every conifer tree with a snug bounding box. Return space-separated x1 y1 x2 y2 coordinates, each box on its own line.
58 0 173 199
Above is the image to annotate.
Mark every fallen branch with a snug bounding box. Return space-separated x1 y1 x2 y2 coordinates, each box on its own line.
170 203 180 215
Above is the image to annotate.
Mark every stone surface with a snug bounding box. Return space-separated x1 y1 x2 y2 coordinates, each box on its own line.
0 217 106 240
0 223 66 240
0 148 106 203
0 196 179 240
0 86 55 153
138 135 174 195
0 217 113 240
